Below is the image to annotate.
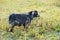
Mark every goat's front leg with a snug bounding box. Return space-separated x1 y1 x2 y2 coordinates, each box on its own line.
23 24 28 31
23 23 30 31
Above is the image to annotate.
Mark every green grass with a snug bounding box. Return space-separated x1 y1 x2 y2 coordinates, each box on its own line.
0 0 60 40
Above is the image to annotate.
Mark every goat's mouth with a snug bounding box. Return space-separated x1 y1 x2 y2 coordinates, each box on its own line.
37 15 40 17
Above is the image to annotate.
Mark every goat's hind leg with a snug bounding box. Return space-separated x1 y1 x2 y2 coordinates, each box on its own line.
8 22 15 32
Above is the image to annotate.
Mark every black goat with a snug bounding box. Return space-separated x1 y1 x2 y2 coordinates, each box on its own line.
8 10 39 32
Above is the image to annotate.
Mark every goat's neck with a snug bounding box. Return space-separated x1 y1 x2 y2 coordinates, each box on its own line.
29 15 34 20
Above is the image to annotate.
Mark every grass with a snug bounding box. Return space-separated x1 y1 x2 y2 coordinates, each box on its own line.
0 0 60 40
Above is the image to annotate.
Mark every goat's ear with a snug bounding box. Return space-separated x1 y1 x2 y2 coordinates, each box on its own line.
34 10 38 13
28 11 33 15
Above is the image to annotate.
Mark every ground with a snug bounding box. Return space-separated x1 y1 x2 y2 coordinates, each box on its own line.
0 0 60 40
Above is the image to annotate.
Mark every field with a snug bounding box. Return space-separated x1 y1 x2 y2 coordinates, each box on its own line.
0 0 60 40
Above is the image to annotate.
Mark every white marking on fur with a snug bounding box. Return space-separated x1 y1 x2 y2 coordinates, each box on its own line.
15 20 19 24
32 11 35 15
